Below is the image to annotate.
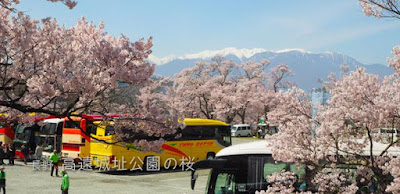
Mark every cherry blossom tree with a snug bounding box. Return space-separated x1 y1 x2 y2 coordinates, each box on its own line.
233 60 269 124
258 2 400 193
0 1 180 149
113 76 182 149
172 57 238 121
172 57 294 125
0 11 153 114
267 64 295 93
1 0 77 11
266 67 400 192
249 63 294 124
360 0 400 18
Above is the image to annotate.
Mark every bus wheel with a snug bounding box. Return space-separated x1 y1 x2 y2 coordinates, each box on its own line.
237 134 241 137
247 133 251 137
206 152 215 160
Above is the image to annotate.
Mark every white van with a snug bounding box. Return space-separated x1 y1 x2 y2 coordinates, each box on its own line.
231 124 251 137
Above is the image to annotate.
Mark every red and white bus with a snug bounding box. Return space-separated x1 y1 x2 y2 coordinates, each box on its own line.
61 115 103 159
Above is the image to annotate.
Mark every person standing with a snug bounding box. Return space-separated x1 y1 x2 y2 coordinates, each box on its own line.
21 145 29 165
35 144 43 161
0 144 4 165
7 144 14 166
0 166 5 194
50 150 59 177
60 170 69 194
4 145 9 165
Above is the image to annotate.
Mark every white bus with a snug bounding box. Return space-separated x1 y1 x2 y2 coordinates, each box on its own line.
39 118 64 157
190 140 400 193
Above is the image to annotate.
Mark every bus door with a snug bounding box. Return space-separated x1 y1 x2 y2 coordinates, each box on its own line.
13 123 40 159
40 120 64 153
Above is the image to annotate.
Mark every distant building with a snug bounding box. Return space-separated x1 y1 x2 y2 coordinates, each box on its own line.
311 88 329 116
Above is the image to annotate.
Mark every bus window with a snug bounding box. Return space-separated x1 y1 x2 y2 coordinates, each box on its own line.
40 124 50 134
57 123 63 136
182 126 215 140
16 127 32 142
248 156 268 191
49 123 56 134
221 135 231 147
263 158 306 190
215 173 236 194
16 126 25 139
86 121 95 134
91 125 99 136
41 136 55 152
64 121 80 129
264 163 289 178
105 126 114 136
162 124 230 146
215 126 231 147
290 164 306 182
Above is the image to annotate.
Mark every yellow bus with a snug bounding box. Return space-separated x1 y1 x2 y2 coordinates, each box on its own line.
90 118 231 170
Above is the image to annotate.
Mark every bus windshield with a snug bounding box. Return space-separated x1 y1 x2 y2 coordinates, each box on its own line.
40 123 57 135
64 121 81 129
15 126 32 142
199 155 306 193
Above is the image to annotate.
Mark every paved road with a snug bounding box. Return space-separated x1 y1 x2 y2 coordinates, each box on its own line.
5 137 262 194
6 161 209 194
232 136 263 145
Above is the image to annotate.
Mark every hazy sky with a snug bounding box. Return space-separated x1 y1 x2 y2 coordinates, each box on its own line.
16 0 400 65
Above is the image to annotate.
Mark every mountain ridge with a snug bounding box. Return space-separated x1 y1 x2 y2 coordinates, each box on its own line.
151 48 392 91
149 47 321 65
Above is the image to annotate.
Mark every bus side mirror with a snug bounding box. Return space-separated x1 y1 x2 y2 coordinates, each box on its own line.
191 170 198 190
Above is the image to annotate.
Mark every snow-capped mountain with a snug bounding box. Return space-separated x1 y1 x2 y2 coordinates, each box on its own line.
148 47 267 65
151 48 393 90
148 47 313 65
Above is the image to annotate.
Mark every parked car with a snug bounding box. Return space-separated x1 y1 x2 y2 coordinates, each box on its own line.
231 124 251 137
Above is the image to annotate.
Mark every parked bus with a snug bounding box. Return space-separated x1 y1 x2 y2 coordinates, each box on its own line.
190 140 400 193
39 118 64 156
61 115 102 159
13 123 40 159
13 115 58 159
0 118 14 144
90 118 231 170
